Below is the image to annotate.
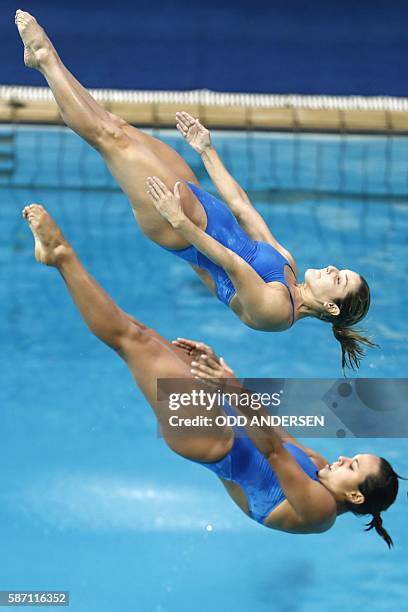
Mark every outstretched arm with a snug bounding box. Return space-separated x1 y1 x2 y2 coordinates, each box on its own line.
146 177 284 330
176 112 251 216
176 111 295 267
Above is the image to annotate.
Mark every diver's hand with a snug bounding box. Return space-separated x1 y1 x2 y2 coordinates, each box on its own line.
146 176 185 228
172 337 217 361
191 354 235 380
176 111 211 154
173 338 236 390
172 338 236 379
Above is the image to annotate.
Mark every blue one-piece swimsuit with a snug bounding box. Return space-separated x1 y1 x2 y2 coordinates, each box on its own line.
163 182 295 323
192 405 319 524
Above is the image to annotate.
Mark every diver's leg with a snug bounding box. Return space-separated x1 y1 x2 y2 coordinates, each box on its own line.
23 204 232 461
17 15 199 186
15 10 205 249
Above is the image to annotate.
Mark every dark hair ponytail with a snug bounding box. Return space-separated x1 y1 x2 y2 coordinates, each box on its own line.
345 457 401 549
332 325 378 373
365 513 393 549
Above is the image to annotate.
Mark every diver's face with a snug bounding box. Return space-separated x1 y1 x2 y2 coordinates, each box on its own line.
304 266 361 302
318 454 380 501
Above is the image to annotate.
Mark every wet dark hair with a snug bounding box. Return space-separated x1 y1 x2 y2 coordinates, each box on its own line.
322 275 377 371
345 457 401 549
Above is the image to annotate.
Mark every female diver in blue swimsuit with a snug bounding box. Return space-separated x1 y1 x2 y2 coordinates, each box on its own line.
16 10 375 371
23 204 399 546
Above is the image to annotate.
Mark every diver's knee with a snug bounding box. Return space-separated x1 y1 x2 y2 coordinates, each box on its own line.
95 119 131 152
106 111 128 128
116 319 150 357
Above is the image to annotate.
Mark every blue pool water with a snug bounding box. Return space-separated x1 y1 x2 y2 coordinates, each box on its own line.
1 126 407 611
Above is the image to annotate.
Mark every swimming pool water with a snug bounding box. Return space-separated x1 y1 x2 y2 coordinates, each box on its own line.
1 126 407 611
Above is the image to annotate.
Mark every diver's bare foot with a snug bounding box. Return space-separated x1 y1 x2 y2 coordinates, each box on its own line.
22 204 70 266
15 10 54 69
